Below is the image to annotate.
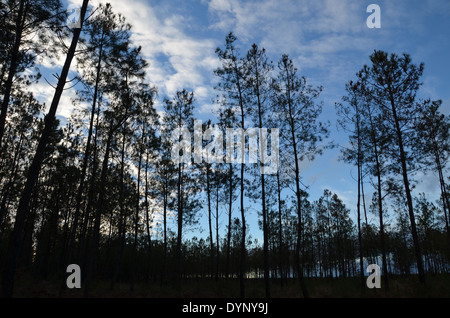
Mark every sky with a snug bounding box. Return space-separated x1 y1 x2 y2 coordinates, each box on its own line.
32 0 450 242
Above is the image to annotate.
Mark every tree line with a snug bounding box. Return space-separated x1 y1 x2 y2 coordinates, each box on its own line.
0 1 449 298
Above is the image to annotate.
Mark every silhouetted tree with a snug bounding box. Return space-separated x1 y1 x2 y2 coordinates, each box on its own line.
358 51 427 285
1 0 90 298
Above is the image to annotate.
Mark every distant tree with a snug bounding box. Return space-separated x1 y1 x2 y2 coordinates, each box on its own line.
329 193 355 278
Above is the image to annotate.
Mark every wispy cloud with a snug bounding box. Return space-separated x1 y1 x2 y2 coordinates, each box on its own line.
90 0 219 108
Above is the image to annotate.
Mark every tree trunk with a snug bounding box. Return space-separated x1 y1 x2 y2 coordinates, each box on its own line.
161 177 168 285
356 139 365 289
390 95 426 285
77 98 101 263
144 150 152 282
131 130 144 292
234 69 246 299
284 62 309 298
175 161 183 280
84 120 115 297
368 113 389 290
207 163 214 278
111 128 127 289
434 147 450 255
225 163 233 279
215 177 220 281
355 105 365 290
277 171 284 287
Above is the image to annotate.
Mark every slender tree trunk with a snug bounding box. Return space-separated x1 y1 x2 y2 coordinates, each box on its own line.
390 95 426 285
215 178 220 281
0 0 89 298
144 151 152 282
276 171 284 287
284 62 309 298
207 163 214 278
225 163 233 279
356 137 365 290
435 147 450 254
84 121 114 297
355 104 365 290
234 70 246 298
260 123 270 294
111 129 127 289
84 101 129 295
175 161 183 280
252 60 270 298
78 98 101 262
161 178 168 285
239 132 246 298
368 113 389 290
292 113 308 297
66 40 104 266
131 131 144 292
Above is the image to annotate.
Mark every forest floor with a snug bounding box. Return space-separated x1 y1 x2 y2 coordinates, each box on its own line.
10 272 450 298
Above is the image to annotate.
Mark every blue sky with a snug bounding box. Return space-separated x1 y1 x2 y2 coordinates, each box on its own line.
33 0 450 242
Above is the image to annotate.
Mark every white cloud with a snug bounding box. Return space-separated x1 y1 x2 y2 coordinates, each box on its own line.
32 0 220 121
89 0 219 104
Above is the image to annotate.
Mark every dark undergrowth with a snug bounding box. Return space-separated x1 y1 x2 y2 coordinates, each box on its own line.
7 272 450 298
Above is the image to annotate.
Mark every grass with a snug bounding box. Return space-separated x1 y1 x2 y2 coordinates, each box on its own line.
9 273 450 298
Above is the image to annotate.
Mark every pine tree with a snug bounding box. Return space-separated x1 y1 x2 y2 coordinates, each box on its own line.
244 43 274 298
215 33 249 298
336 80 366 288
359 51 426 285
272 54 329 297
